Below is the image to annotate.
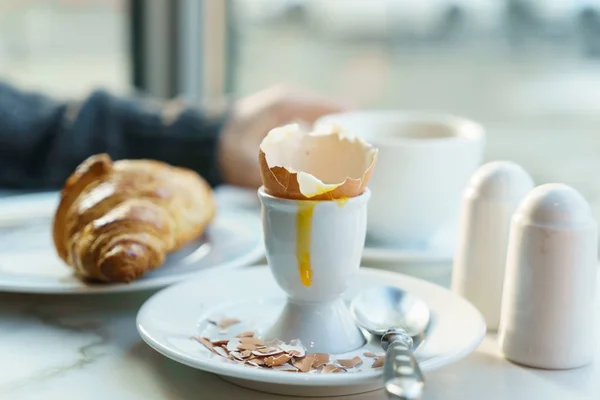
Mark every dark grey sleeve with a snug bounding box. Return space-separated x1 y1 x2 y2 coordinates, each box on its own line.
0 82 227 189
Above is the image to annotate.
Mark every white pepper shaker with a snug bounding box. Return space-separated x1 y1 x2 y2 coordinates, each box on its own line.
452 161 534 330
498 183 598 369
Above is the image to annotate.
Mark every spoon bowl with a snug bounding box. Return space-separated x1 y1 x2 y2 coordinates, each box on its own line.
350 285 430 337
350 285 431 400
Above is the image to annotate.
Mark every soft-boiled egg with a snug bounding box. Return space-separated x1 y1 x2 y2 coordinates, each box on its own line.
259 123 378 288
259 123 378 200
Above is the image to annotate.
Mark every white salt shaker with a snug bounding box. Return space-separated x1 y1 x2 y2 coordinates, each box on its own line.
452 161 534 330
498 183 598 369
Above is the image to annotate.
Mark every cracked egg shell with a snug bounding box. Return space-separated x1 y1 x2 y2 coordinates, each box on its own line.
259 123 378 200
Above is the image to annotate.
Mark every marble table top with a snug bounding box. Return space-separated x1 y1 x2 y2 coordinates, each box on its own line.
1 278 598 400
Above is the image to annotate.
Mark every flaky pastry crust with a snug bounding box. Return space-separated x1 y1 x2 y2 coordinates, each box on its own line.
52 154 215 283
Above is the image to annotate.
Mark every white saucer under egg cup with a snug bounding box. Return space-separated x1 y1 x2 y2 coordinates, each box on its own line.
258 187 370 354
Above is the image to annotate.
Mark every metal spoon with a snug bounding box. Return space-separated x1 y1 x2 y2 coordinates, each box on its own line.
350 286 431 400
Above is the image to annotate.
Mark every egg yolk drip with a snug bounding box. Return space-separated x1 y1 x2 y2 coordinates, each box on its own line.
295 196 349 287
335 197 348 207
296 201 314 287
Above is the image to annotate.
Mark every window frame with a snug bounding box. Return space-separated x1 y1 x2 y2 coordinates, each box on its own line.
129 0 230 102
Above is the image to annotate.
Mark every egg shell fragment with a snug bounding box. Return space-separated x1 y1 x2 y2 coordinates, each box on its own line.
265 353 293 367
372 357 385 368
279 339 306 358
311 353 330 368
336 356 363 369
214 346 229 358
239 337 265 347
226 339 241 353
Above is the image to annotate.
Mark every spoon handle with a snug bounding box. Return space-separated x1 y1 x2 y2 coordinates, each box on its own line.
383 331 424 400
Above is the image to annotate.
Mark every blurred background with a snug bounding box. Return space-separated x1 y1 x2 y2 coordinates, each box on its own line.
2 0 600 211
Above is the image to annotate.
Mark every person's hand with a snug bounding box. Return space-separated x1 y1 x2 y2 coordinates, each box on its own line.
217 85 350 188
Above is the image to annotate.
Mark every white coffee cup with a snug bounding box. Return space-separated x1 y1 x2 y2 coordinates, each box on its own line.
316 111 485 249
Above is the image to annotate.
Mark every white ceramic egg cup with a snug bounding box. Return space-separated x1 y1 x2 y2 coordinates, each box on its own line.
258 187 370 354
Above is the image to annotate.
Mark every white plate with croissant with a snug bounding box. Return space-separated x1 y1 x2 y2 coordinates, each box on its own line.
0 155 264 294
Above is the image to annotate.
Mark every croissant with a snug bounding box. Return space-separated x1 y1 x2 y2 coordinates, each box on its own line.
52 153 216 283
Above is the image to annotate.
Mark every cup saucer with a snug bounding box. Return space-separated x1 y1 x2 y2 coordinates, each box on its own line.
137 265 485 397
362 236 455 264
